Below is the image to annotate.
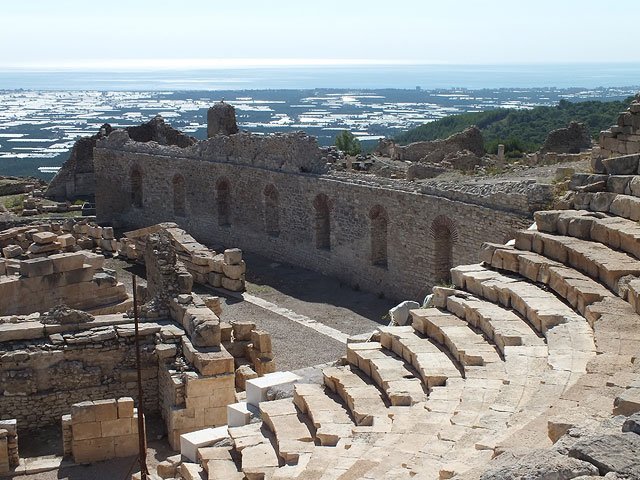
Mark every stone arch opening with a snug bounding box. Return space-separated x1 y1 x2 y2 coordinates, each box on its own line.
216 178 231 226
369 205 388 268
130 166 143 208
313 193 331 250
430 215 458 284
264 184 280 237
172 174 186 217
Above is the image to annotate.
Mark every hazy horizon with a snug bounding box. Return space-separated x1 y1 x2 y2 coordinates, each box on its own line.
2 0 640 69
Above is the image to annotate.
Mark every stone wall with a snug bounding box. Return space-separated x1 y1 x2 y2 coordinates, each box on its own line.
0 319 159 429
62 397 140 463
599 96 640 159
94 145 533 300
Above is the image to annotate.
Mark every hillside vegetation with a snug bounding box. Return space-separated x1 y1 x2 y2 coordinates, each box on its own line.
395 98 633 156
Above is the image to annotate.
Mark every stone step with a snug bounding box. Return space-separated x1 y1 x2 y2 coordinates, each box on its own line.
346 342 427 406
572 191 640 223
535 209 640 262
409 308 502 370
322 365 389 428
259 398 315 465
449 264 596 375
293 383 354 446
515 229 640 294
481 243 612 317
434 289 544 356
228 422 280 479
197 446 244 480
378 326 461 390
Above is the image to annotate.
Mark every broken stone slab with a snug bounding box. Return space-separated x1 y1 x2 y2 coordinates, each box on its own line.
602 153 640 175
480 449 599 480
568 433 640 477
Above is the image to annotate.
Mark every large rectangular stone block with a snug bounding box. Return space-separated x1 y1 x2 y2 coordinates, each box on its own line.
117 397 134 418
32 231 57 245
72 437 115 464
114 433 139 458
49 252 85 273
71 421 102 441
92 399 118 421
100 417 133 437
19 257 53 277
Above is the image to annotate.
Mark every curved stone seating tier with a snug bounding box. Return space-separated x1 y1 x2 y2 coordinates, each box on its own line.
449 264 596 379
293 383 354 446
433 289 545 355
515 229 640 294
481 243 613 318
259 398 315 465
410 309 502 370
346 342 427 406
322 366 389 428
535 210 640 260
378 326 462 390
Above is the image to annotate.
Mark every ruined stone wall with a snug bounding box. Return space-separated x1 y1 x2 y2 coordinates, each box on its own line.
0 326 158 429
599 96 640 158
94 147 532 300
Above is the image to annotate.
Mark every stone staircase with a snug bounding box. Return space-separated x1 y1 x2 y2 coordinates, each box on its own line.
174 153 640 479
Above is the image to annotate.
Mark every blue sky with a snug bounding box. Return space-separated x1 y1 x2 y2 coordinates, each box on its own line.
1 0 639 69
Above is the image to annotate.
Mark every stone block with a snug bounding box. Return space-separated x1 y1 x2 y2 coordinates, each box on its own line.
236 364 258 391
223 248 242 265
185 374 235 399
28 241 61 254
71 421 102 441
180 426 229 462
222 261 246 280
180 462 204 480
19 257 53 277
32 231 57 245
72 436 115 464
114 433 139 458
102 227 115 240
71 401 96 424
246 371 300 408
93 399 118 421
233 321 255 341
49 252 85 273
227 402 253 428
221 276 245 292
117 397 135 418
57 234 76 248
208 272 223 287
101 417 133 437
251 330 272 353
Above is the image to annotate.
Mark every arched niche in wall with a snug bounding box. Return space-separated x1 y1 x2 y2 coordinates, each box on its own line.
130 165 143 208
369 204 388 268
216 177 231 226
264 184 280 237
313 193 331 250
430 215 458 284
172 174 186 217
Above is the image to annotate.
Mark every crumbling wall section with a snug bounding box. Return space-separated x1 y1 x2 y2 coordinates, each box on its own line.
0 320 159 429
599 96 640 158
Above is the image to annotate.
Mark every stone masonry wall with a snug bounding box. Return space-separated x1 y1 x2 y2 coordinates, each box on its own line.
94 147 532 300
0 325 158 430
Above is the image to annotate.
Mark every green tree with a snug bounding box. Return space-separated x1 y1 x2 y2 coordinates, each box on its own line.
335 130 362 156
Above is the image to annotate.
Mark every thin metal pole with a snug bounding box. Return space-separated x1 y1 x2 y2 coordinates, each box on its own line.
132 274 149 480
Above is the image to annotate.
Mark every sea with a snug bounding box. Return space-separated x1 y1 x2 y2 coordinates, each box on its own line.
2 63 640 91
1 63 639 179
